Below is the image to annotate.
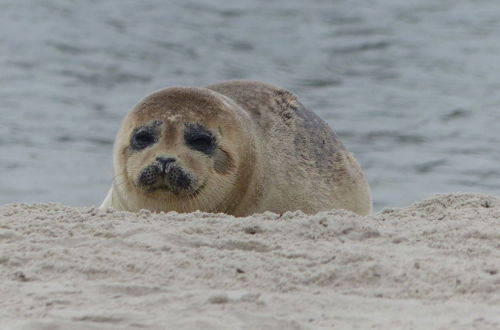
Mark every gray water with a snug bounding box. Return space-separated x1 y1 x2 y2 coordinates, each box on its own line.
1 0 500 210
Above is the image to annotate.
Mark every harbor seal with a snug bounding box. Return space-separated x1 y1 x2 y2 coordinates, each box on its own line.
100 80 372 215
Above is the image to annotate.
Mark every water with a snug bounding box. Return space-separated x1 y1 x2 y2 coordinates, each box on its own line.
1 0 500 210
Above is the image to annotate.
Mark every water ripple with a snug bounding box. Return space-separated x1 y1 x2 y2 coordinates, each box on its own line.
1 0 499 208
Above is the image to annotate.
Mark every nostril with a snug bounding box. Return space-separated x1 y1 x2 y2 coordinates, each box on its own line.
156 156 176 170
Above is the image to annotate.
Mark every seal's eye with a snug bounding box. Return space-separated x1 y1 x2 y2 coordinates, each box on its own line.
130 120 162 150
132 130 156 150
184 122 216 155
186 134 214 154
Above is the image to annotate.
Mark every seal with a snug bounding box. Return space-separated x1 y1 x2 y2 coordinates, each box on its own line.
100 80 372 215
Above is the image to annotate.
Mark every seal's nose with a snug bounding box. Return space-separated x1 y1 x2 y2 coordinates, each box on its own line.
156 156 176 172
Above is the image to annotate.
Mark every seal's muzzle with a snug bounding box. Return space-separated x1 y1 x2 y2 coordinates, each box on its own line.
138 157 193 193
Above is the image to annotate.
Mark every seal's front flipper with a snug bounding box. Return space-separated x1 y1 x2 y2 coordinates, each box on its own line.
99 187 113 209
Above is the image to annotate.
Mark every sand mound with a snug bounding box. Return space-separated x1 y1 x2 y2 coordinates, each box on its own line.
1 193 499 329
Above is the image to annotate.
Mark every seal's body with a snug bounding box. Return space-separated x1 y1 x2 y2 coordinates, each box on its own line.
100 80 372 216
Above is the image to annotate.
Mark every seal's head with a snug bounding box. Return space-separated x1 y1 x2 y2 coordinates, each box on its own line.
112 87 256 213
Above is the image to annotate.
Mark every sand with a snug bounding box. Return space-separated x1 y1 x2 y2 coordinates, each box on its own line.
1 193 499 329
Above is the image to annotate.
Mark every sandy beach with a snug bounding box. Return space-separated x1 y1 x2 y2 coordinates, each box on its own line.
1 193 499 329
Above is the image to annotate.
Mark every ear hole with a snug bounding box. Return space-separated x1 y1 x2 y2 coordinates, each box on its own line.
214 148 234 175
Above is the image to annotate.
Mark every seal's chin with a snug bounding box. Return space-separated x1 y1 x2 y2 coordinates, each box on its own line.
135 163 201 196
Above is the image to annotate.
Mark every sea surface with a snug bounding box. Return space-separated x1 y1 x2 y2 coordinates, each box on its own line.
1 0 500 210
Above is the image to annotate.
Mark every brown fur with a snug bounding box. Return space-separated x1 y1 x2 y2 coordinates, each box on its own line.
101 81 372 215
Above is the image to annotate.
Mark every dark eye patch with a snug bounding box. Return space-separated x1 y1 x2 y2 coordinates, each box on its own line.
130 120 161 151
184 122 216 155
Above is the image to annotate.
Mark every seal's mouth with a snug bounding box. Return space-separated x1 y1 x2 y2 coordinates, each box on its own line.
136 162 199 196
